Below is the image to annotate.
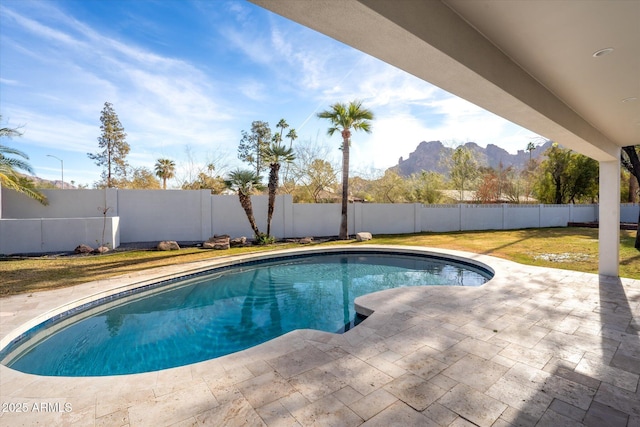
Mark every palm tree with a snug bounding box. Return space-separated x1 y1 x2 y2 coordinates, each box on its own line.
0 119 47 205
263 143 295 238
275 119 289 144
283 128 298 183
286 128 298 149
317 100 374 239
154 158 176 189
224 169 264 238
526 142 536 163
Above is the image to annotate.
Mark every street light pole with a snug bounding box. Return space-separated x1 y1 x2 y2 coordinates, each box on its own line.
46 154 64 189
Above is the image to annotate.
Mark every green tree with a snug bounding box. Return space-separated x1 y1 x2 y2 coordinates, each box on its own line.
449 146 479 202
299 159 338 203
286 128 298 148
238 121 271 177
349 175 373 202
224 169 264 239
274 119 289 144
123 167 161 189
534 144 598 204
370 170 408 203
317 100 374 239
88 102 130 188
154 158 176 189
288 139 337 202
263 143 295 238
526 142 536 163
181 172 226 193
408 171 445 204
621 145 640 249
282 125 298 187
0 117 47 204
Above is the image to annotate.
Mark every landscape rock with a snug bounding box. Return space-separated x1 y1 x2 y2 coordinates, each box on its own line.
74 244 93 254
298 237 313 244
230 237 247 247
203 235 230 250
356 232 373 242
93 245 110 254
157 240 180 251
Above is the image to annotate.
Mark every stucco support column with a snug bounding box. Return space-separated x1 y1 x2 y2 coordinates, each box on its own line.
599 150 621 277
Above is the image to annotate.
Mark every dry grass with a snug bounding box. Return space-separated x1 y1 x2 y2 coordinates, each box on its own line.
1 227 637 297
367 228 639 279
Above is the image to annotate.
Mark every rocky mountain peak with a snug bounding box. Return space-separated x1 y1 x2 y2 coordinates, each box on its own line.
393 140 551 176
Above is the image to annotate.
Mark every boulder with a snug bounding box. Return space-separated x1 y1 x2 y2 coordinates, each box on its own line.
93 245 110 254
74 244 93 254
214 242 230 250
157 240 180 251
203 235 230 250
356 232 373 242
230 237 247 247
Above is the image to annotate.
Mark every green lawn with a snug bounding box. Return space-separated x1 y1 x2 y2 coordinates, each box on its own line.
1 227 637 297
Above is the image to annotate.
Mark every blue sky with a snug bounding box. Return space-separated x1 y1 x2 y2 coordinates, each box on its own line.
1 0 541 187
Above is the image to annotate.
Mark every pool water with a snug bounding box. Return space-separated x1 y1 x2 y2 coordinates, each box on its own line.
2 252 490 376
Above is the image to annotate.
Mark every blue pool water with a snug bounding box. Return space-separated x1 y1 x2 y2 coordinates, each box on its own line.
2 252 491 376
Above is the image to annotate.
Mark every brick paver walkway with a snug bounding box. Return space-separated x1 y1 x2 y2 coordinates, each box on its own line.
1 246 638 426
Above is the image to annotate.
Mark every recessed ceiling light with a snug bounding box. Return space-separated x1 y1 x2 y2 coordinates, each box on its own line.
622 97 638 103
592 47 614 57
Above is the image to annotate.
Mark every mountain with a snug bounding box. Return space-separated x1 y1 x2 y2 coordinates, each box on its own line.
392 140 552 177
27 175 76 189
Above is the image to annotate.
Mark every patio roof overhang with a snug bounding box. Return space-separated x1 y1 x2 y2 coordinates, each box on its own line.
250 0 640 277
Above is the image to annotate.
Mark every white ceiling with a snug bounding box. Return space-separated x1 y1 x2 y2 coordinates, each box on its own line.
445 0 640 149
250 0 639 161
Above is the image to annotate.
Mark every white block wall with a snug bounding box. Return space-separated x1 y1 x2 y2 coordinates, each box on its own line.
0 187 637 254
422 204 461 232
117 190 211 242
0 217 119 254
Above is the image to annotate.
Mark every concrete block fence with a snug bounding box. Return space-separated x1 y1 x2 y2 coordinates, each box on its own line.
0 187 637 254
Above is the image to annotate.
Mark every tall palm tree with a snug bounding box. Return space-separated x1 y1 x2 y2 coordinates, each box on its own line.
282 128 298 185
263 143 295 238
286 128 298 149
317 100 374 239
526 142 536 163
275 119 289 144
0 119 47 204
224 169 264 238
154 158 176 189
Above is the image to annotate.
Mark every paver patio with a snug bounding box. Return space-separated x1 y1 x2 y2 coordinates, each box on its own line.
1 245 638 426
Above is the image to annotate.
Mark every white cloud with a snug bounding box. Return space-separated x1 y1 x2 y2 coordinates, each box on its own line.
1 8 86 49
4 108 97 153
237 80 268 102
3 3 237 155
1 0 543 187
0 77 21 86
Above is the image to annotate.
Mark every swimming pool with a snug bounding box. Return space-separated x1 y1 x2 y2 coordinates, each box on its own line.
1 249 492 376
